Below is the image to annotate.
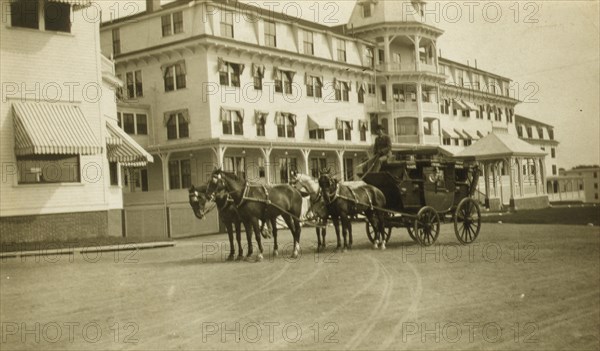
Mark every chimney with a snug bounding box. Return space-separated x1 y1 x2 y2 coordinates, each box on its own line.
146 0 162 13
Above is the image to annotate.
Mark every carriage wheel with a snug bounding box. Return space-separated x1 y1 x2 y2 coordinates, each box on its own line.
454 198 481 244
413 206 440 246
406 226 419 243
365 221 391 244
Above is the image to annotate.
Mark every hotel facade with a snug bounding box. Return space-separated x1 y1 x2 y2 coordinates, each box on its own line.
95 0 552 237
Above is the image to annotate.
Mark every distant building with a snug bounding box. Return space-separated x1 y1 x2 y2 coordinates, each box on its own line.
515 115 559 176
0 0 152 244
560 167 600 203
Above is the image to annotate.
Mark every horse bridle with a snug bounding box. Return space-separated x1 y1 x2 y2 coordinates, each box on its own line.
190 190 217 218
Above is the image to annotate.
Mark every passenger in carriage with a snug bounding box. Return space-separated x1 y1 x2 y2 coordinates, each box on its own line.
359 124 392 175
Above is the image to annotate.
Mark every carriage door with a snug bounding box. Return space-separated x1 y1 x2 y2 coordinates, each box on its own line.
423 166 453 212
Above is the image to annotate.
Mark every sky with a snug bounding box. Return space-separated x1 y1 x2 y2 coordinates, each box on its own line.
99 0 600 169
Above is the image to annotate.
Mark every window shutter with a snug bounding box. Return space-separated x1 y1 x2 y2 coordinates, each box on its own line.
336 118 342 130
220 107 227 122
288 114 297 126
236 109 244 122
218 58 227 72
272 67 280 80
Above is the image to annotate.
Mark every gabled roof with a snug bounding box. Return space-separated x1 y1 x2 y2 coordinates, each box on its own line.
455 132 546 160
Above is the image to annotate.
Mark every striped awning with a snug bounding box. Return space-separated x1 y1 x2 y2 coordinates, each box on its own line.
462 129 479 140
454 129 467 139
452 99 468 110
307 114 336 130
442 128 460 139
13 102 102 156
10 0 92 6
106 123 154 167
462 100 479 111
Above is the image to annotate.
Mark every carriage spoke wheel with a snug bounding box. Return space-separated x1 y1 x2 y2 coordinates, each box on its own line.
365 221 391 244
413 206 440 246
454 198 481 244
406 226 419 243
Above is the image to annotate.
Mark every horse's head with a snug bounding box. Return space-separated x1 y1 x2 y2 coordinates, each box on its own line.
206 168 225 198
318 168 338 201
189 185 210 220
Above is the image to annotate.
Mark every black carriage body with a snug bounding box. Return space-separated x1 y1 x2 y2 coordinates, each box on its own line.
362 154 479 214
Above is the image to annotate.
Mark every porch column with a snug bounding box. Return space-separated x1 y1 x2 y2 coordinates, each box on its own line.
539 158 547 194
158 152 172 238
516 157 524 197
336 150 345 179
507 158 515 202
260 147 272 184
211 145 227 168
301 149 311 175
413 35 421 71
383 35 391 67
533 158 539 195
416 82 424 144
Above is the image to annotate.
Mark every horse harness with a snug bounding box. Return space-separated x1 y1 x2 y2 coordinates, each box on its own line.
324 182 374 211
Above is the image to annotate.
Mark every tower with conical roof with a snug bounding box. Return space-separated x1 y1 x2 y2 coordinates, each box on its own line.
347 0 446 145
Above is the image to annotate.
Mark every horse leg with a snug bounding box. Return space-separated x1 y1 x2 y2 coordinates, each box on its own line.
377 211 386 250
225 221 235 261
348 217 353 251
341 216 350 252
332 217 342 251
243 220 254 260
294 218 302 257
252 219 264 262
322 223 327 250
315 227 322 252
235 220 243 260
366 211 379 250
282 215 299 258
271 218 279 257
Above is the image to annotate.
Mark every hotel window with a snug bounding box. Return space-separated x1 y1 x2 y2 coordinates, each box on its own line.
309 129 325 140
440 99 450 114
365 47 374 67
256 116 266 137
337 120 352 141
393 86 403 102
476 105 483 119
368 84 376 95
118 112 147 135
109 162 119 186
537 127 544 139
548 129 554 140
224 157 246 180
112 29 121 55
453 138 460 146
17 155 80 184
552 165 557 175
166 111 189 140
496 108 502 122
359 121 368 141
551 148 556 158
163 62 186 92
221 109 244 136
125 70 143 99
472 74 480 90
276 113 296 138
462 110 470 118
274 69 295 94
221 11 234 38
334 81 350 102
595 172 598 178
464 139 472 146
264 20 276 47
258 158 266 178
517 125 523 137
341 81 350 101
443 138 451 146
306 75 323 98
362 3 372 17
161 11 183 37
168 159 191 190
311 158 327 179
457 70 464 86
11 0 71 32
337 39 346 62
358 85 365 104
526 126 533 138
303 31 314 55
253 65 265 90
219 62 242 88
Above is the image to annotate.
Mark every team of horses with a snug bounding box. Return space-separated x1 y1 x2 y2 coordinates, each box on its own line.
189 168 387 262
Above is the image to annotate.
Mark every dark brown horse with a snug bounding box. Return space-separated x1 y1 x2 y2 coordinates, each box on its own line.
189 184 244 261
206 169 303 260
318 170 387 251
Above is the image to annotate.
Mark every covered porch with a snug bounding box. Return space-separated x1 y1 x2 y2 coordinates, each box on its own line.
456 132 549 211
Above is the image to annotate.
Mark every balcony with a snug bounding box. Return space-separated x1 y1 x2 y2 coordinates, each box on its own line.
375 62 438 74
392 135 419 144
392 101 418 111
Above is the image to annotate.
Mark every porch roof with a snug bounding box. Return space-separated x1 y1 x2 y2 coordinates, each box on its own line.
455 132 546 160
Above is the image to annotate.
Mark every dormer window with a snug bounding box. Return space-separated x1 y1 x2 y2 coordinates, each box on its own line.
362 3 372 18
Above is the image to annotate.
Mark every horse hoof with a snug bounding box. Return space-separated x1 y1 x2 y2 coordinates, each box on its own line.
372 242 379 250
226 255 235 261
291 251 298 259
273 250 279 257
256 254 264 262
244 256 252 262
236 255 244 261
380 244 386 251
342 248 347 253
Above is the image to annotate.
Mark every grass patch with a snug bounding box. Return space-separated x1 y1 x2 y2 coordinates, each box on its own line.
482 206 600 226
